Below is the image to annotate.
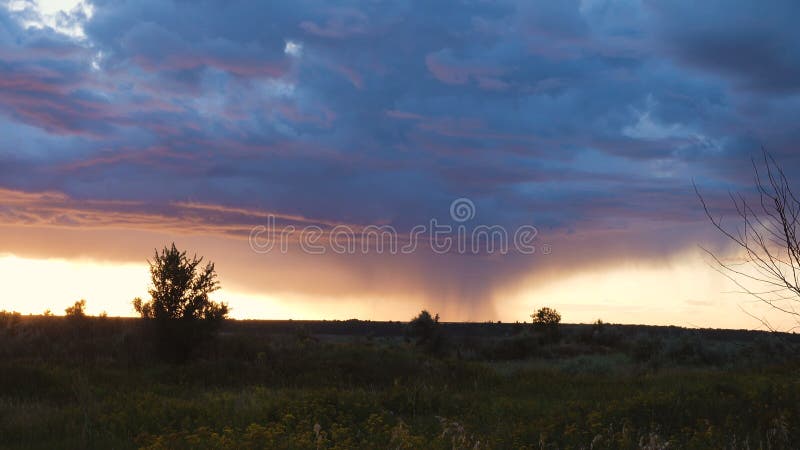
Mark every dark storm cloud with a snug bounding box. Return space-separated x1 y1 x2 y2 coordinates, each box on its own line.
1 0 800 313
648 0 800 94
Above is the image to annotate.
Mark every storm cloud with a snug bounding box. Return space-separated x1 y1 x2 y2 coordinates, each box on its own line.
1 0 798 319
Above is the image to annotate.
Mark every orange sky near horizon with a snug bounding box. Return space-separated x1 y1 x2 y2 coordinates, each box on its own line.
3 0 800 335
0 189 790 330
0 248 788 331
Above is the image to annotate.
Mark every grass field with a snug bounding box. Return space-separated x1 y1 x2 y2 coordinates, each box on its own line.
1 313 799 449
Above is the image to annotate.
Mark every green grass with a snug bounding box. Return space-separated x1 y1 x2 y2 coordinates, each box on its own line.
1 314 799 449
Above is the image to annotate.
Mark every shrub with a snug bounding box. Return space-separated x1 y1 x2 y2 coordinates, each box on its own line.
531 307 561 330
65 300 87 318
531 307 561 343
407 310 439 344
133 243 229 362
407 310 445 355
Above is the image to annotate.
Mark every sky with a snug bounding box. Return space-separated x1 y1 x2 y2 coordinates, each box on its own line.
1 0 799 327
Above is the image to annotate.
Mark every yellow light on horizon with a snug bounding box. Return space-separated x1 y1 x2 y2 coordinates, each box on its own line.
500 249 789 330
0 254 310 319
0 254 149 316
0 251 788 329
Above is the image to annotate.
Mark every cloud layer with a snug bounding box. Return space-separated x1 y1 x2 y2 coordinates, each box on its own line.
1 0 799 319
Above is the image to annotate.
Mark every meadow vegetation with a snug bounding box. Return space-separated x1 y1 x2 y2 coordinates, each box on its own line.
1 309 799 449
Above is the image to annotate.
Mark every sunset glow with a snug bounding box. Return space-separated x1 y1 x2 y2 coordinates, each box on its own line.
0 247 786 330
1 0 800 330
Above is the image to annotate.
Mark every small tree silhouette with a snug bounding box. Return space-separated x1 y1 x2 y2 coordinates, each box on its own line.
407 310 445 355
531 307 560 328
531 307 561 341
133 243 228 361
65 299 87 318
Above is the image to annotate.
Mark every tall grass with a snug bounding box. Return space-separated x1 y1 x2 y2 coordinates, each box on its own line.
1 314 799 449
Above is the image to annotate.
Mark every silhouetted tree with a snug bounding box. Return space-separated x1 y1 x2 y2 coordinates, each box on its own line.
133 243 229 361
531 307 561 342
407 310 445 354
697 151 800 330
531 307 561 330
407 310 439 343
65 300 87 318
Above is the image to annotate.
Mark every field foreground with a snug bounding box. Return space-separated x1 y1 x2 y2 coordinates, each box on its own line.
1 314 800 449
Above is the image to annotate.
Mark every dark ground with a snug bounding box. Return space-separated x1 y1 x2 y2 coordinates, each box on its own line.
1 313 799 449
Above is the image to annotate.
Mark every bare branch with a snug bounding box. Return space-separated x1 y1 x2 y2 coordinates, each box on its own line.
696 150 800 331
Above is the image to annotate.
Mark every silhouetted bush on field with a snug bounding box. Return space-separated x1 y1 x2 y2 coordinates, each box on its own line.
64 300 87 319
531 307 561 343
406 310 447 356
133 243 229 362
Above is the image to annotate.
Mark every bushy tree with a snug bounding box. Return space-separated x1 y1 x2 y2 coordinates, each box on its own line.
407 310 445 354
65 299 87 318
531 307 561 329
531 307 561 343
407 310 439 343
133 243 229 361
